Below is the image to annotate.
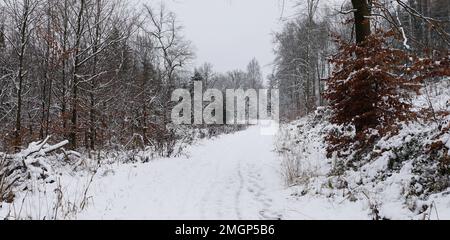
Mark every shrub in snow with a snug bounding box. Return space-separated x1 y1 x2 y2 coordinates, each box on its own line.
325 29 450 160
412 120 450 196
325 30 423 159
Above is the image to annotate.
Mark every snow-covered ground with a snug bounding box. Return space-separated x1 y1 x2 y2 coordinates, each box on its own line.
76 124 372 220
1 123 378 220
3 97 450 220
77 126 286 220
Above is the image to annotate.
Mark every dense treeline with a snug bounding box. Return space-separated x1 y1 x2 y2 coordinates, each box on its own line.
0 0 265 154
273 0 449 121
0 0 179 152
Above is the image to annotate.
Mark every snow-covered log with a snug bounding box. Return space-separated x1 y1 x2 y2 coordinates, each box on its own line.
1 138 69 204
20 136 68 159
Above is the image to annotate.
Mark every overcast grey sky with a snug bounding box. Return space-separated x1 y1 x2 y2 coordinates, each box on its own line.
136 0 343 79
141 0 288 79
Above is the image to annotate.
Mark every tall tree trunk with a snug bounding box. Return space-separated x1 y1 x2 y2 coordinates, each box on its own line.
61 0 69 138
141 60 150 146
45 1 53 138
41 1 52 139
351 0 372 133
351 0 372 44
14 1 32 151
70 0 85 149
89 0 102 151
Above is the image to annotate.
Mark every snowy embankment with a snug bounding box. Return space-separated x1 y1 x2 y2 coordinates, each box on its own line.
276 82 450 220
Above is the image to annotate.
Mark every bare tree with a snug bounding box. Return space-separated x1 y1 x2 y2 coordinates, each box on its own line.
2 0 40 150
143 3 193 124
246 58 264 89
274 0 330 119
196 63 216 88
67 0 130 149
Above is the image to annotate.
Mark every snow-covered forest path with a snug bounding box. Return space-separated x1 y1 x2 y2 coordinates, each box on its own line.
79 125 287 220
